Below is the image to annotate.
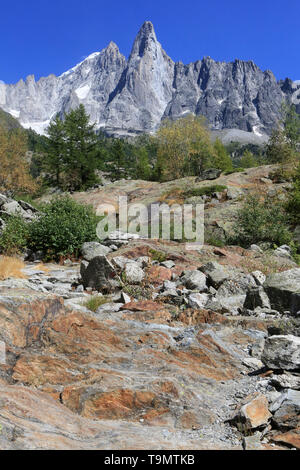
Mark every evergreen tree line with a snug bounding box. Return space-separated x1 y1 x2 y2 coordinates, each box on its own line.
0 102 299 196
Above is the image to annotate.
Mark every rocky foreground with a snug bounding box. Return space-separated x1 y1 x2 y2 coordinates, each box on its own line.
0 232 299 450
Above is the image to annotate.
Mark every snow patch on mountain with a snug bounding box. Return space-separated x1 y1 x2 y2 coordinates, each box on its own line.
75 84 91 100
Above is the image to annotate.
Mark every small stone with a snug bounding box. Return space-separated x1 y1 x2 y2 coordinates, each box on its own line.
161 260 175 269
188 293 209 309
124 262 145 284
232 394 271 431
243 434 263 450
242 357 264 370
181 270 207 291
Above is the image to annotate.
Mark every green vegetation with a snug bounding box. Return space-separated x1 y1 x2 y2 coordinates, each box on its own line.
0 108 22 131
0 215 29 256
149 249 167 263
0 197 100 259
28 197 99 260
0 127 37 194
286 162 300 225
232 194 292 248
39 105 101 190
212 139 233 172
83 295 109 312
184 185 227 199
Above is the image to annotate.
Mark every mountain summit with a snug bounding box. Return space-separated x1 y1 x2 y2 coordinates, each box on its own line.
0 21 299 136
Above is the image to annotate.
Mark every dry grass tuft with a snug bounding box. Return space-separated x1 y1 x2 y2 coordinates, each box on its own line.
0 256 26 280
35 263 49 273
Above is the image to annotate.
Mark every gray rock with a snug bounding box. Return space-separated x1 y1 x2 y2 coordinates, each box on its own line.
135 256 150 268
242 357 264 370
163 280 177 291
196 168 222 182
81 242 111 261
181 270 207 291
264 268 300 314
250 244 263 253
261 335 300 370
188 293 209 309
96 302 124 314
80 260 89 279
199 262 230 288
270 373 300 391
107 230 140 241
81 256 120 293
250 339 265 359
121 292 131 304
252 271 266 286
226 187 243 200
243 287 271 311
2 201 33 220
273 245 292 259
242 434 263 450
161 260 175 269
271 389 300 429
18 200 39 213
124 262 145 284
111 256 132 270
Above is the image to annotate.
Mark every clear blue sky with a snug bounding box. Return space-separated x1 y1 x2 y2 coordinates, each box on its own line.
1 0 299 84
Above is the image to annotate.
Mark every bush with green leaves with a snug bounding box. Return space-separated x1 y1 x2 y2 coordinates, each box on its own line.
0 215 29 255
231 194 292 248
286 163 300 225
184 185 227 199
28 196 99 259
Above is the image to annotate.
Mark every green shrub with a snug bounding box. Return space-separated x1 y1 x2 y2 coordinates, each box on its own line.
83 295 109 312
28 196 99 260
184 185 227 199
231 194 292 248
0 215 29 255
149 249 167 262
286 163 300 224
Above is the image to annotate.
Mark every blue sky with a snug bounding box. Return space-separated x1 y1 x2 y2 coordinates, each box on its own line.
1 0 299 84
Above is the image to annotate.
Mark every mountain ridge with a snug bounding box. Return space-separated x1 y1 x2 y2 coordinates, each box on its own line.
0 21 299 137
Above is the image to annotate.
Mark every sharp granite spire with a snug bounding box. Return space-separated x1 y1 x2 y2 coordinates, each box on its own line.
0 22 299 136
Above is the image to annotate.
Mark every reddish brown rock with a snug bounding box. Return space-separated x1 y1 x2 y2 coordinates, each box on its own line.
232 394 271 431
271 429 300 450
121 300 166 312
146 266 172 285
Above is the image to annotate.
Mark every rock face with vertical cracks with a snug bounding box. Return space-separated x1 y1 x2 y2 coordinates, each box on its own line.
0 21 299 137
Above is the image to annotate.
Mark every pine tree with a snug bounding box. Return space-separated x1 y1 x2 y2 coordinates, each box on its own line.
64 105 100 190
212 138 233 171
240 150 258 168
42 114 66 186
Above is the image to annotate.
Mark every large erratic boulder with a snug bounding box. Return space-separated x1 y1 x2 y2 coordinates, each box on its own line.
81 242 111 261
261 335 300 371
81 256 120 293
263 268 300 314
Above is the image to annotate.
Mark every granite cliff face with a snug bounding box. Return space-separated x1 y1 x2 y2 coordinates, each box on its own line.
0 21 299 136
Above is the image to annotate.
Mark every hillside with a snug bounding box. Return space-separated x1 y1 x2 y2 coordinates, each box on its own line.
0 107 22 131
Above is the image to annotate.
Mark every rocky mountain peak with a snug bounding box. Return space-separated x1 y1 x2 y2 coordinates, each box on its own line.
0 22 299 137
130 21 158 58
